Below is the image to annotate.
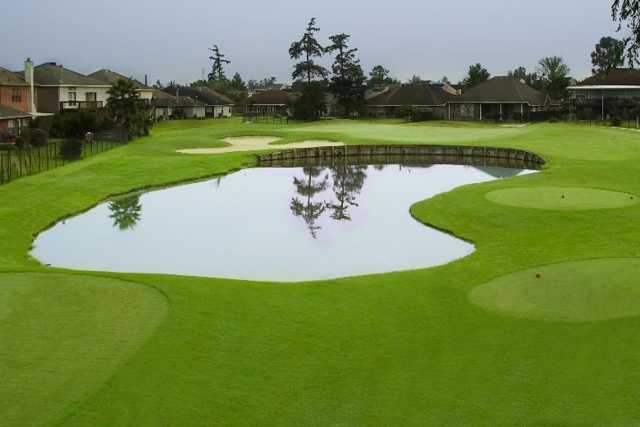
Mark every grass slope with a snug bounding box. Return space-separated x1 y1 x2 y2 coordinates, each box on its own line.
1 119 640 425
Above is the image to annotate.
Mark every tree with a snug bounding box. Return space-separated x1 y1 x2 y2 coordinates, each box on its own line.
289 18 327 85
591 36 626 73
327 164 367 221
537 56 571 99
408 75 423 84
508 67 544 91
326 33 366 116
290 167 329 238
208 45 231 82
153 80 164 89
230 72 247 91
612 0 640 65
368 65 395 87
109 195 142 230
247 77 277 90
106 78 146 136
462 64 490 89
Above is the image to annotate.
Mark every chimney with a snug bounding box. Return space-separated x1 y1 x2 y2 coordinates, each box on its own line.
24 58 36 114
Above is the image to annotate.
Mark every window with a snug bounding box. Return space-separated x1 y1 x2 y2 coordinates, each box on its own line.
7 119 16 129
68 87 77 105
85 92 97 102
11 88 22 103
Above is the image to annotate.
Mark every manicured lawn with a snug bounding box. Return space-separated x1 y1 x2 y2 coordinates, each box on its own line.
2 118 640 425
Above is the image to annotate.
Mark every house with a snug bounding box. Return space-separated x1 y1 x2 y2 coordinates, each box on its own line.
366 83 453 119
161 86 233 118
246 90 300 116
88 69 154 101
0 105 31 138
32 62 111 113
446 77 549 121
150 89 206 120
568 68 640 120
0 64 34 115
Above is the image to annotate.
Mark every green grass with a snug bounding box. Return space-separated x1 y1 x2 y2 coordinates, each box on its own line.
486 186 639 210
469 258 640 321
2 118 640 425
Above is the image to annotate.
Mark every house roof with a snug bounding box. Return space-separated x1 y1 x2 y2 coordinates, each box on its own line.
88 69 149 89
366 84 452 106
0 67 27 86
150 89 205 107
162 86 234 105
0 105 31 119
448 77 547 105
575 68 640 87
33 62 110 86
248 90 299 105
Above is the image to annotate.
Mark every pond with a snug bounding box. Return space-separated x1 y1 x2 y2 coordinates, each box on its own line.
31 157 537 282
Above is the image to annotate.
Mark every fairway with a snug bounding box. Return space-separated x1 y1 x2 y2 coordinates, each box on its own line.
2 119 640 425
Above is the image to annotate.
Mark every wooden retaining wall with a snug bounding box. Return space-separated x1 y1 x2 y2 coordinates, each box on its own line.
257 145 545 166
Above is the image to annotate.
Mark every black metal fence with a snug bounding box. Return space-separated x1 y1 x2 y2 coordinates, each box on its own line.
0 138 125 185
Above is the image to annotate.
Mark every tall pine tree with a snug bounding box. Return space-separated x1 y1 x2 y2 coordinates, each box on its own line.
326 33 366 117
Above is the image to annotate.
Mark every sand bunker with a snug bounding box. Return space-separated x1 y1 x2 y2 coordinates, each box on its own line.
177 136 343 154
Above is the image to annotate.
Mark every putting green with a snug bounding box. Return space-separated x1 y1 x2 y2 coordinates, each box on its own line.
469 259 640 322
0 273 168 426
485 186 638 210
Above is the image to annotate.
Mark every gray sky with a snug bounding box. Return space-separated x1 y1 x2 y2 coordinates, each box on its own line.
2 0 621 85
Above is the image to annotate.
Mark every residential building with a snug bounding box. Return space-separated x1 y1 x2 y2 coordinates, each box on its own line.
246 90 299 115
162 86 233 118
150 89 206 120
88 69 154 101
568 69 640 120
366 83 453 118
33 62 111 113
446 77 550 121
0 105 31 137
0 65 32 114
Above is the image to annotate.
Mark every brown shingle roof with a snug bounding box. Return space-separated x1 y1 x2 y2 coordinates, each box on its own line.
367 84 452 106
0 67 27 86
449 77 547 105
0 105 31 119
162 86 234 105
88 69 149 89
33 62 110 86
248 90 299 105
577 68 640 86
150 89 205 107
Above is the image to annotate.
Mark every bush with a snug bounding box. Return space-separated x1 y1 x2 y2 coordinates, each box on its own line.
15 128 32 148
611 116 622 127
30 129 48 147
59 139 83 160
292 83 326 121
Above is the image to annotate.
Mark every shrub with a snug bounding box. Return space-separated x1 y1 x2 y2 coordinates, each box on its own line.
30 129 49 147
15 128 32 148
611 116 622 127
59 139 83 160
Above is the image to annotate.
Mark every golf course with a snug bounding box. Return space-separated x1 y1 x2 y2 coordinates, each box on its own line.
2 118 640 426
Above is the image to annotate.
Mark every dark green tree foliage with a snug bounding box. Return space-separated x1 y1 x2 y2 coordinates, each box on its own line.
290 167 329 238
612 0 640 65
508 67 544 91
326 33 366 116
328 165 367 221
106 79 147 136
368 65 395 87
591 36 626 73
408 75 423 84
208 45 231 82
109 195 143 230
229 73 247 91
462 64 490 89
289 18 327 84
537 56 572 100
247 77 277 90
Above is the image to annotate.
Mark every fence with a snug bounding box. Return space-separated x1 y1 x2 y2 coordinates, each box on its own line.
0 138 125 185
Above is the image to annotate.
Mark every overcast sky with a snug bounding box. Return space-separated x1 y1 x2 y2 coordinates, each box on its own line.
2 0 621 85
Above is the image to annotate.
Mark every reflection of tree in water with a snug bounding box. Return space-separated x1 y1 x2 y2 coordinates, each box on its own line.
290 167 329 238
109 195 142 230
327 164 367 221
